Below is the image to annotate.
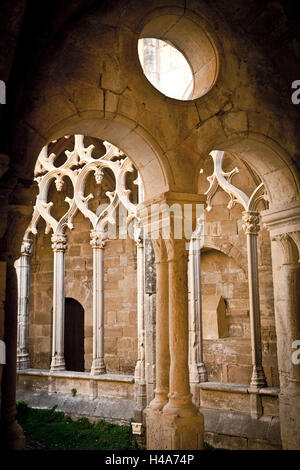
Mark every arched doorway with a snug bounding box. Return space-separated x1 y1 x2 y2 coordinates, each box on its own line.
64 298 84 372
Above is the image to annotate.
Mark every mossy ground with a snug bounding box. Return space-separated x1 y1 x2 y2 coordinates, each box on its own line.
16 401 139 450
16 402 221 451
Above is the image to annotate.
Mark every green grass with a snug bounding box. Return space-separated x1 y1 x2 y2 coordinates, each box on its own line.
16 401 139 450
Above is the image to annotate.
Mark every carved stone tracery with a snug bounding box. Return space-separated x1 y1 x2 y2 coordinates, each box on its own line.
26 135 138 239
21 135 142 377
205 150 268 390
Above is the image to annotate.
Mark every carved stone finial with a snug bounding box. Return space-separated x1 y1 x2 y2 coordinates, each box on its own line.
90 230 106 249
242 211 260 235
94 167 104 185
51 234 67 252
55 174 64 191
21 239 33 256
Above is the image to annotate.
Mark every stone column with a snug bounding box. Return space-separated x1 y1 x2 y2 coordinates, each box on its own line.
0 259 26 449
242 211 267 389
16 239 32 370
144 237 156 404
147 238 170 412
163 239 200 411
142 191 205 450
189 235 207 384
50 234 67 371
270 231 300 449
90 231 106 375
134 228 147 422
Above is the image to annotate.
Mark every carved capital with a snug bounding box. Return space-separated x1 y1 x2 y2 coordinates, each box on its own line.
90 230 106 249
152 238 168 264
21 239 33 256
272 232 299 264
242 211 260 235
134 221 144 248
165 237 188 264
51 234 67 252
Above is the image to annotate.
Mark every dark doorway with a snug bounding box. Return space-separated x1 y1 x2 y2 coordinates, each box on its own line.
64 298 84 372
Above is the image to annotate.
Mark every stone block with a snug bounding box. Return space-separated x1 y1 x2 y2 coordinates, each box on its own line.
228 364 252 384
220 220 238 235
146 408 204 450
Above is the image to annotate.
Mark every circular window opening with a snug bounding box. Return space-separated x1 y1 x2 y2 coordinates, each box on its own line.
138 38 194 100
139 14 219 101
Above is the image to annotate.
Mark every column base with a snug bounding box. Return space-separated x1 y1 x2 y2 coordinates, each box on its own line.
17 354 30 370
163 393 200 418
146 406 204 450
0 418 26 450
134 382 147 423
50 355 65 371
198 363 208 382
91 358 106 375
250 366 267 389
148 391 168 411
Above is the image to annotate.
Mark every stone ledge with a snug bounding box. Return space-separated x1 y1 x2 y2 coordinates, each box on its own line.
201 407 282 449
18 368 134 383
16 389 134 425
199 381 280 396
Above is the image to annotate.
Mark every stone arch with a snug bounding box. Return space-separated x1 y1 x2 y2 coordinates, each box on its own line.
22 112 172 202
201 238 247 276
196 133 299 209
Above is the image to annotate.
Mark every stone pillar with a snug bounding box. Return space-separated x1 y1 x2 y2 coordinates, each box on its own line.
242 211 267 389
144 237 156 405
134 228 147 423
262 202 300 449
16 239 32 370
189 234 207 381
147 238 170 412
50 234 67 371
163 239 203 421
0 259 26 449
90 231 106 375
271 232 300 449
143 192 205 450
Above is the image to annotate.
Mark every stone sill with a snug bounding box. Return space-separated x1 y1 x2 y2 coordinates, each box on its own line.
17 368 134 384
199 381 280 397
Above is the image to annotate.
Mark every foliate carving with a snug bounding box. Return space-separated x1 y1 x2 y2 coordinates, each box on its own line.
21 239 33 256
51 234 67 252
242 211 260 235
134 221 144 248
90 231 106 249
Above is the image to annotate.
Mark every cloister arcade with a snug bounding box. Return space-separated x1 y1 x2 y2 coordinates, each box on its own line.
0 0 299 451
